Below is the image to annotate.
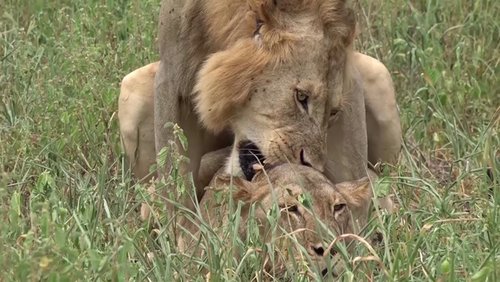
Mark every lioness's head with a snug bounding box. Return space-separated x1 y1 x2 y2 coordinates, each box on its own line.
194 0 356 174
199 163 372 276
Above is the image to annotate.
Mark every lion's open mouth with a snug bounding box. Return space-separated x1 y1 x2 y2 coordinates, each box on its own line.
238 140 265 181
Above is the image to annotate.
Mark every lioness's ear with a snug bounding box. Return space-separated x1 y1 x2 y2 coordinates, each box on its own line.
232 177 272 204
335 177 373 208
194 41 269 133
232 177 258 203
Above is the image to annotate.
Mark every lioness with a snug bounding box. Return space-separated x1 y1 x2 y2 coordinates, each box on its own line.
182 157 373 277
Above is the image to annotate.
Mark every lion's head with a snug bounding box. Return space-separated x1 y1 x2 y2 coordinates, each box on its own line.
194 0 357 174
197 163 372 277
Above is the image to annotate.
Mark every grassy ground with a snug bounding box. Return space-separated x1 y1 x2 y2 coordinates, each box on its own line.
1 0 498 281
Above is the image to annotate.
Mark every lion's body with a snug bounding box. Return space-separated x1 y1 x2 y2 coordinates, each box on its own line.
118 53 401 182
117 0 402 217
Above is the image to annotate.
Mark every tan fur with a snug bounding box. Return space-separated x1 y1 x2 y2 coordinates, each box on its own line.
353 53 401 164
193 40 273 133
120 0 401 218
193 1 357 135
150 0 356 214
184 162 373 276
118 62 158 181
118 53 401 184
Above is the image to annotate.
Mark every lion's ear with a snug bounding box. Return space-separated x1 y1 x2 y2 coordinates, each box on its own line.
335 177 373 208
194 40 268 133
248 0 315 27
254 0 312 11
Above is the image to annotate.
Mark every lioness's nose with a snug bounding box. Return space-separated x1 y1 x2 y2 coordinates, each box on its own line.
310 243 325 256
310 243 338 257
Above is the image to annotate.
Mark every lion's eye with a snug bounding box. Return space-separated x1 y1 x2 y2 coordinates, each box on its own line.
295 89 309 112
333 203 346 213
254 19 264 38
330 108 340 120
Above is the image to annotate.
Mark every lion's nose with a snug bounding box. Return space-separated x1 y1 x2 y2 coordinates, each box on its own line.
299 149 325 171
300 149 312 167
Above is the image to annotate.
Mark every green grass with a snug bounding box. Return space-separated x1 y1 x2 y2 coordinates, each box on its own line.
1 0 498 280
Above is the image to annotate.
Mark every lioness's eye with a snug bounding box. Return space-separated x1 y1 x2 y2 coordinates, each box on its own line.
280 204 300 214
333 203 346 213
295 89 309 112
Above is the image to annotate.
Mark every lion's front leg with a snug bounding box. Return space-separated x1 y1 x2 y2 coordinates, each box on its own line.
325 64 368 183
153 0 233 218
150 0 187 219
327 52 400 213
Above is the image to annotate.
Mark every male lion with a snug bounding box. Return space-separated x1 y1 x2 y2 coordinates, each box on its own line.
119 53 401 182
119 0 401 216
182 155 374 278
